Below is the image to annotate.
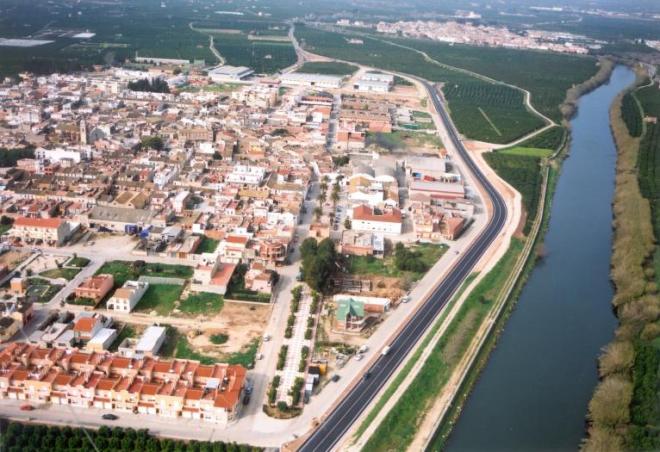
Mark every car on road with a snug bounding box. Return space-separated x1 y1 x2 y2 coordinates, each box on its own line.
19 404 33 411
102 413 118 420
362 371 371 381
243 394 251 405
381 345 392 356
263 334 271 342
330 374 340 382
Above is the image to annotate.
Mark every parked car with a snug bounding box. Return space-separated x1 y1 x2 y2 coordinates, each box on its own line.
102 413 118 420
242 394 251 405
19 404 33 411
331 374 340 382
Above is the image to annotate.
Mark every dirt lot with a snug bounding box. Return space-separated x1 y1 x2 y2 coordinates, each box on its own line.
189 302 270 354
0 249 29 270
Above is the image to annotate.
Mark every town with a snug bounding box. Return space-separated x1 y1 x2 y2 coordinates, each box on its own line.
0 57 477 430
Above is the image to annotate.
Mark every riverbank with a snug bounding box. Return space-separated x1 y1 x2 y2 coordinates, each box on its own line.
442 65 635 451
342 60 621 452
583 68 660 451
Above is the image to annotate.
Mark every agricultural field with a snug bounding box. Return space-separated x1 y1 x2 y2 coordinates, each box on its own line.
296 61 358 76
484 151 544 235
0 1 297 77
295 26 545 144
398 37 598 123
512 126 567 151
210 32 296 74
621 91 643 138
443 81 545 143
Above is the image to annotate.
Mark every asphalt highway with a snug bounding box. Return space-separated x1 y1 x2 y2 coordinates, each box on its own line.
298 80 508 452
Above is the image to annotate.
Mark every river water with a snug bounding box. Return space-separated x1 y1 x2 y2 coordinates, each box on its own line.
437 65 636 451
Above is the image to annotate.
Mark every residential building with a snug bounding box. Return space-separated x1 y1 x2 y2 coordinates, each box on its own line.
350 204 403 235
0 343 247 426
10 216 70 245
106 281 149 313
75 274 114 305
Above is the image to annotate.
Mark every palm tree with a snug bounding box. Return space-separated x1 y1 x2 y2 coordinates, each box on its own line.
331 190 340 205
313 207 322 221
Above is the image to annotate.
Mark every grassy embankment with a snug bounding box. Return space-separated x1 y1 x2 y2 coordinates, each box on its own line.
582 77 660 451
360 239 524 451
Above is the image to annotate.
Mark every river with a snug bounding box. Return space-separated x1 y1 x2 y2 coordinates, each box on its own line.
437 65 636 451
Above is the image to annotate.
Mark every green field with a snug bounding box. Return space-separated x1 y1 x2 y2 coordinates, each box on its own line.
211 32 296 73
95 261 192 288
295 26 546 144
621 91 643 138
512 126 567 151
296 61 358 75
347 243 447 281
484 152 544 235
443 81 545 143
39 267 81 281
366 130 442 151
179 292 224 315
0 1 296 77
134 284 183 316
399 37 597 123
499 146 554 158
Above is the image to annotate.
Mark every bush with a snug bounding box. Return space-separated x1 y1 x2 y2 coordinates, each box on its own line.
304 328 313 340
210 334 229 345
277 401 288 412
588 375 633 428
276 345 288 370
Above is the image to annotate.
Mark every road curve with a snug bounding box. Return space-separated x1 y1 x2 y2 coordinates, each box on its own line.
298 80 508 452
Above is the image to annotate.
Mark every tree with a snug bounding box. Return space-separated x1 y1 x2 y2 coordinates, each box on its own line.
344 218 352 230
331 190 340 205
319 181 328 193
318 191 327 204
140 136 164 151
128 77 170 93
313 207 322 221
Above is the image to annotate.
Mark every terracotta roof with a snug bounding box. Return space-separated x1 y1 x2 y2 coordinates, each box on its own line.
352 205 402 224
73 317 98 333
14 216 63 229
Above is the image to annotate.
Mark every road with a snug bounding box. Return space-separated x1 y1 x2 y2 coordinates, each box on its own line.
297 80 508 451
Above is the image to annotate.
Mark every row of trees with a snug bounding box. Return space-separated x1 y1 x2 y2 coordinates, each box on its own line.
128 77 170 93
0 421 260 452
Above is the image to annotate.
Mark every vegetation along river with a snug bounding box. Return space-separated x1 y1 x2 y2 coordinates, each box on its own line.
439 65 636 451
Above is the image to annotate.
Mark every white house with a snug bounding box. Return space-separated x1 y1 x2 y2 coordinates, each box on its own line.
226 165 266 185
351 204 403 235
106 281 149 313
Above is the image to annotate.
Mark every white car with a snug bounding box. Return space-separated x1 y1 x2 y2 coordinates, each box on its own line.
263 334 271 342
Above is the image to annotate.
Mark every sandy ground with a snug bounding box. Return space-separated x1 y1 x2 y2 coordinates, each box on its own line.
0 249 29 270
187 302 270 354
